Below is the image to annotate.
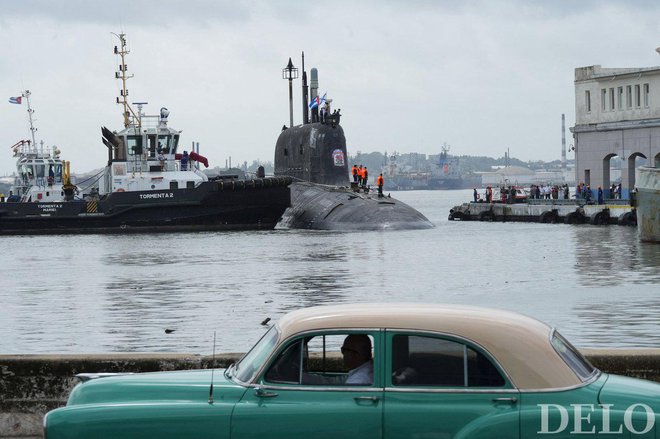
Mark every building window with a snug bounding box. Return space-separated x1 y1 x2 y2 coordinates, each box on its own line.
635 85 641 107
643 83 650 107
609 88 615 110
585 90 591 112
601 89 607 111
617 87 623 109
626 85 632 109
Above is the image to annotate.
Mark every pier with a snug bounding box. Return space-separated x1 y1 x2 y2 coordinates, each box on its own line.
449 199 636 226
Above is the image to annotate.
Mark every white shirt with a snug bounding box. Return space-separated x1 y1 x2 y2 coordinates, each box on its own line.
346 359 373 385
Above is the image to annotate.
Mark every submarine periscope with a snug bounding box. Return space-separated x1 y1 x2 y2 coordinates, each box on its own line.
274 54 434 231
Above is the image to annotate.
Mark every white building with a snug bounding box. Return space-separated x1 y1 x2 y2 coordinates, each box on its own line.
571 64 660 198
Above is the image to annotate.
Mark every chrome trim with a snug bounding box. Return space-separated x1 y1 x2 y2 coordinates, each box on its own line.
76 372 134 382
384 328 518 390
250 383 384 393
384 387 519 394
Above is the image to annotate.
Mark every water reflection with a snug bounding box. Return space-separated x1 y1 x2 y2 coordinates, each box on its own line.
2 190 659 354
574 298 660 348
572 226 660 286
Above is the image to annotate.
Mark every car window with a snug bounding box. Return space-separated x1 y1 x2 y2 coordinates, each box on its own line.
551 330 596 381
264 333 375 386
391 334 504 388
234 326 279 383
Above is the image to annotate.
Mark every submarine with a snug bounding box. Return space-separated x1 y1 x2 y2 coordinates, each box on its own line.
274 55 433 231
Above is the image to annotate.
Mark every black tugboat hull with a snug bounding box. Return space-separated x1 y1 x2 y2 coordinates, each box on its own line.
0 178 291 235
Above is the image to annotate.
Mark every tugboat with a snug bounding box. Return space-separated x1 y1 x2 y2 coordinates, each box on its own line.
0 34 291 235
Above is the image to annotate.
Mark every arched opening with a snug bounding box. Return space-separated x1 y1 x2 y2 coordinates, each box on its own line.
602 153 618 199
626 152 648 196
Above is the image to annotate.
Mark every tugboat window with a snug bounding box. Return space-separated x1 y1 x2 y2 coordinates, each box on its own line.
158 136 171 154
148 135 157 158
172 135 179 153
127 136 143 155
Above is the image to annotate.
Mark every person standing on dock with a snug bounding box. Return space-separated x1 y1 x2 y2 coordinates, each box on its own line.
597 186 603 205
473 188 478 202
377 173 384 197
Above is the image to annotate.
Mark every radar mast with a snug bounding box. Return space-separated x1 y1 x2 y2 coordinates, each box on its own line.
112 32 140 129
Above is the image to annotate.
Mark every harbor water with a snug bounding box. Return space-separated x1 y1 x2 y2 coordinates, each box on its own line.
1 189 658 354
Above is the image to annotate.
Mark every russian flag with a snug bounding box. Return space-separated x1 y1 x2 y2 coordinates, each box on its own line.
309 96 319 109
9 96 22 104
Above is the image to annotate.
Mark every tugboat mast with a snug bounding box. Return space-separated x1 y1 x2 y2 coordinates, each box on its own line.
23 90 37 150
112 32 139 128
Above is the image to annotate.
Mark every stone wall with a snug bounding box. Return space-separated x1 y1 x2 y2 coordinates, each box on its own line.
1 350 659 438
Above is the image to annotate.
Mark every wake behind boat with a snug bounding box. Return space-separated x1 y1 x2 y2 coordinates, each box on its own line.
0 33 291 235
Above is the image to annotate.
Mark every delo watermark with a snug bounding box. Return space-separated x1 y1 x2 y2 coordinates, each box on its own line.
538 404 655 435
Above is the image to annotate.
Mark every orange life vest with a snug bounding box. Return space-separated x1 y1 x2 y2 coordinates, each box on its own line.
376 175 384 186
352 166 358 176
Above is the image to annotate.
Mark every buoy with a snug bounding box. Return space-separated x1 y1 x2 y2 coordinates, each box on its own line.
617 211 636 226
479 211 494 222
539 210 557 224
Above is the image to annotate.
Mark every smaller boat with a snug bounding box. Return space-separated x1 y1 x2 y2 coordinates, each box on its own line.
6 90 70 204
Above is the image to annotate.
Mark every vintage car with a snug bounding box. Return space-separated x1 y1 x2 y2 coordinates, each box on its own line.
44 304 659 438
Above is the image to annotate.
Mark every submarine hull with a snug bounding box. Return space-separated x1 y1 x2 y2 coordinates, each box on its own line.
277 181 433 230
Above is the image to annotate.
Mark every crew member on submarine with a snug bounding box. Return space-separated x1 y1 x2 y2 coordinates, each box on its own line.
273 52 433 231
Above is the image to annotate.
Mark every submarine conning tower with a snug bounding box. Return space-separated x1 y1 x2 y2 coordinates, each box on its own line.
274 121 348 186
274 57 349 187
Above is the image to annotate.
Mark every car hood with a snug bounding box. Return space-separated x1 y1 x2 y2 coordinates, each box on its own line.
67 369 246 406
598 374 660 411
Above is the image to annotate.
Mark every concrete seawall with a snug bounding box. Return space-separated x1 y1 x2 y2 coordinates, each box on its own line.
2 350 659 438
449 200 636 225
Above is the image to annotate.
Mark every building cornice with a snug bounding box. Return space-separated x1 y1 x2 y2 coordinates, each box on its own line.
571 118 660 133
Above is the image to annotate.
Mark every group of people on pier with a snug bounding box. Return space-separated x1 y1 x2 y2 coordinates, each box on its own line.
528 184 571 200
471 182 625 206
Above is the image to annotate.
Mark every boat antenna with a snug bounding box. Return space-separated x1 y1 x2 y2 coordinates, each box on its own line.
301 51 309 125
22 90 37 150
112 32 140 129
208 331 216 405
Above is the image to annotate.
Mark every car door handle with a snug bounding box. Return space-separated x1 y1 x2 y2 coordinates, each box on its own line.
353 395 380 403
254 387 278 398
492 397 518 404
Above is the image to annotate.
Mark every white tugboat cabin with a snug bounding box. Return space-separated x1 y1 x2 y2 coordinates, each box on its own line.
100 104 209 195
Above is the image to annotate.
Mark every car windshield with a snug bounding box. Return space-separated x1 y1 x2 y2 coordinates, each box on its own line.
233 326 279 383
551 330 597 381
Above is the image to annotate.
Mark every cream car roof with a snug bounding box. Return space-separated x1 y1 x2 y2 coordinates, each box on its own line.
277 303 586 390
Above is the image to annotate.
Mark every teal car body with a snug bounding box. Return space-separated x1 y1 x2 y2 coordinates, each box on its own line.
44 304 660 439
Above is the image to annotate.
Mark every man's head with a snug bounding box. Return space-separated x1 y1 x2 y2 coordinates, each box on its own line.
341 335 372 370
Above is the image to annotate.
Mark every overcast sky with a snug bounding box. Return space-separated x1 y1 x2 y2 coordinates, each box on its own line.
1 0 659 175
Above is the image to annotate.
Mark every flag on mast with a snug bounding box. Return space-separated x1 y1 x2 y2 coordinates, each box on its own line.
9 96 22 104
